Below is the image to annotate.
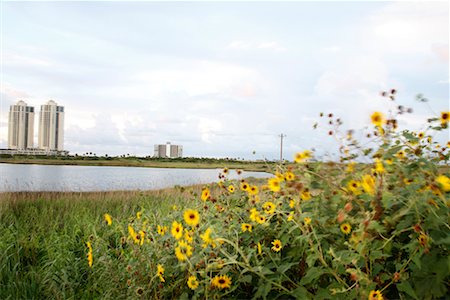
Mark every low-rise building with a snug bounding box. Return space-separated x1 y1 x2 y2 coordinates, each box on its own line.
154 142 183 158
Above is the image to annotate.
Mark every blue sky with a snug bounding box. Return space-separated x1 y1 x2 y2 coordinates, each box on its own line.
1 1 448 160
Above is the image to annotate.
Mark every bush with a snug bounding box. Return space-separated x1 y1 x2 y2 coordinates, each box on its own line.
89 92 449 299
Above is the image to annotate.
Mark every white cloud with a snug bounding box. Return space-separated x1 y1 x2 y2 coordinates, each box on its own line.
227 40 286 52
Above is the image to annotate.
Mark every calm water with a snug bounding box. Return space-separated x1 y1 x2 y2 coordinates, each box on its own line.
0 163 272 192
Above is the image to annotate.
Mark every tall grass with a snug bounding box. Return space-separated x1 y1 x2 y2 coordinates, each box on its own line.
0 189 194 299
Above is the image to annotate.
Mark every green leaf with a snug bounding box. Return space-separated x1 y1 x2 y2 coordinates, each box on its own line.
397 281 419 300
300 267 325 285
240 275 252 283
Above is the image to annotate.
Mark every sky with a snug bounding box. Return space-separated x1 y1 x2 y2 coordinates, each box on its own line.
1 0 449 160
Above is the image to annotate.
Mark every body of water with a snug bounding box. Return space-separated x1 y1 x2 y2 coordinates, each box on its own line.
0 163 272 192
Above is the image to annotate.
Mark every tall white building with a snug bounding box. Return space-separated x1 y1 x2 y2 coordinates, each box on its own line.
154 142 183 158
8 100 35 150
38 100 65 151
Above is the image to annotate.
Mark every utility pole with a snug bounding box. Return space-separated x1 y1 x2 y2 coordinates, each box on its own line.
279 133 286 162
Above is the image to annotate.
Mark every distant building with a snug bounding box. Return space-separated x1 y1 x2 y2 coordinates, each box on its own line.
38 100 65 151
8 100 35 150
154 142 183 158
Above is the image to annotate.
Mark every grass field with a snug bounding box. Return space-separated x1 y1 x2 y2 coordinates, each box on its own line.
0 156 274 172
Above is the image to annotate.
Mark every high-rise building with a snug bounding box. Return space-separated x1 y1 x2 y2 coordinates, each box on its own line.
154 142 183 158
8 100 35 150
38 100 64 151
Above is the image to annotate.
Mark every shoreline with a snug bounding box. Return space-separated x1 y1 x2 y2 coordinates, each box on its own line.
0 158 273 172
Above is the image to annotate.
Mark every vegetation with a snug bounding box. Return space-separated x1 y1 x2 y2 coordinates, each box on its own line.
0 156 274 172
1 91 449 299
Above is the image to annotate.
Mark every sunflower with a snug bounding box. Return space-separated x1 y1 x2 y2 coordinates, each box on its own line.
248 185 259 195
396 150 405 159
403 178 413 185
257 242 262 255
340 223 352 235
241 223 252 233
347 180 361 195
184 230 194 243
285 171 295 181
385 158 393 165
240 182 250 191
256 215 266 224
370 111 385 127
374 159 384 174
201 188 210 201
157 225 167 236
361 174 376 195
262 201 276 214
249 208 259 222
304 217 312 225
287 211 294 221
294 150 312 163
211 274 232 289
136 210 143 219
222 167 229 175
157 264 165 282
86 241 93 267
174 240 193 261
104 213 112 226
368 290 383 300
301 189 312 201
268 177 281 192
436 175 450 192
200 227 216 248
289 199 296 208
187 275 199 290
418 132 424 139
228 185 235 193
135 287 144 297
271 239 282 252
346 162 356 173
183 209 200 227
440 111 449 125
171 221 183 240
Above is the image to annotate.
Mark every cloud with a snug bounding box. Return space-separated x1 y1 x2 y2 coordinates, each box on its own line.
227 40 286 52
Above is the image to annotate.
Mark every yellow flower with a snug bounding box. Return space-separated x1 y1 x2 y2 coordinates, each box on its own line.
184 230 194 243
289 199 296 208
347 180 361 195
171 205 178 210
136 210 142 219
301 190 312 201
240 181 250 191
368 289 383 300
104 213 112 226
370 111 385 127
157 264 165 282
346 162 356 173
183 209 200 227
138 230 145 246
256 215 266 224
275 171 285 181
171 221 183 240
340 223 352 235
241 223 252 233
249 208 259 222
285 171 295 181
211 274 232 289
86 241 93 267
201 188 210 201
200 227 216 248
248 185 259 195
262 201 276 214
87 251 93 267
374 159 384 174
174 240 193 261
418 132 424 139
287 211 294 221
187 275 199 290
294 150 312 163
304 217 311 225
403 178 413 185
128 225 141 244
257 242 262 255
268 177 281 192
228 185 235 193
396 150 405 159
385 158 393 165
361 174 376 195
271 239 282 252
436 175 450 192
222 167 229 175
440 111 449 125
157 225 167 236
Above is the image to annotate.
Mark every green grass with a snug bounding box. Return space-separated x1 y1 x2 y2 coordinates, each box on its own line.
0 189 193 299
0 156 274 172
